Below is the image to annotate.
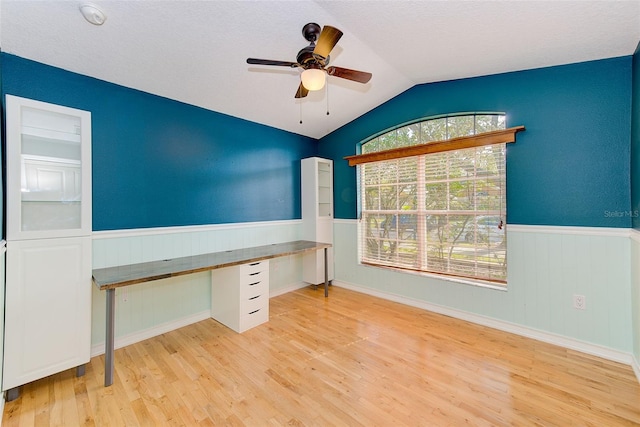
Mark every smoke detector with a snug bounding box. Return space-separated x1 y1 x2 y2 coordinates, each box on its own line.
79 3 106 26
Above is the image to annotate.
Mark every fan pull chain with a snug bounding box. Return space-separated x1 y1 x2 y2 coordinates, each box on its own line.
299 101 303 124
326 83 330 116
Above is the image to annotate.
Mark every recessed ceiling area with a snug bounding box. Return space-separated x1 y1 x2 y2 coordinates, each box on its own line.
1 0 639 139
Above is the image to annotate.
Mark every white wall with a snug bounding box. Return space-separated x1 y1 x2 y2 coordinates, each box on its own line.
631 231 640 380
88 219 639 380
333 220 635 365
90 220 305 355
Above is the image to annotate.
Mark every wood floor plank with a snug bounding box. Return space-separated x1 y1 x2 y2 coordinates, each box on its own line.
3 286 640 426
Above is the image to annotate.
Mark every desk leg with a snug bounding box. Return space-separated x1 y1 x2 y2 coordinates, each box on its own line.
324 247 329 297
105 288 115 387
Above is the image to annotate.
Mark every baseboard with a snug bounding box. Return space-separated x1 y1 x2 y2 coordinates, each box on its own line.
90 310 211 357
632 354 640 384
332 280 635 367
270 281 309 298
89 283 309 357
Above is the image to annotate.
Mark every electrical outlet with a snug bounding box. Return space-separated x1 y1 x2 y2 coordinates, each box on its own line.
573 294 586 310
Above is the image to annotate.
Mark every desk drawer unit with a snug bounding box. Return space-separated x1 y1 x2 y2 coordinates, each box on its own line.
211 260 269 333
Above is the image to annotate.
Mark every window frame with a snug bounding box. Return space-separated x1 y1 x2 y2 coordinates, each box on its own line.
352 114 523 287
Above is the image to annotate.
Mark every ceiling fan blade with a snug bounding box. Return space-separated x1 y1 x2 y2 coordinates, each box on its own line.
313 25 343 59
326 66 372 84
295 83 309 99
247 58 298 67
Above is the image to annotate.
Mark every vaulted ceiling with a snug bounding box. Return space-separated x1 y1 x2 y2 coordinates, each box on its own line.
2 0 639 139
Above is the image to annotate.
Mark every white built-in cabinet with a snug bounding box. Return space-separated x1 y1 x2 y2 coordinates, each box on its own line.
211 260 270 333
3 95 92 396
301 157 334 285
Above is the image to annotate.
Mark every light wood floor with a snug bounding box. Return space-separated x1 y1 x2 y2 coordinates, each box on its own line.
3 286 640 426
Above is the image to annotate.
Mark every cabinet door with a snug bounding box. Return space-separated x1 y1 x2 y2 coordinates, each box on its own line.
6 95 92 240
3 237 92 391
301 157 335 284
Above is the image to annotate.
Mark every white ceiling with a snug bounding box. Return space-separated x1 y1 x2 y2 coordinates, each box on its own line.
1 0 640 139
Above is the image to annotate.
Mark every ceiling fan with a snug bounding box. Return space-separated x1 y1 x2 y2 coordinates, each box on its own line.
247 23 372 99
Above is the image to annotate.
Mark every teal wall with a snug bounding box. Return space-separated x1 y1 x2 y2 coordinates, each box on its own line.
319 57 633 228
2 52 639 368
0 54 317 231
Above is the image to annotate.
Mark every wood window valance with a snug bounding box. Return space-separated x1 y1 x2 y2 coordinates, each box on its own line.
344 125 525 166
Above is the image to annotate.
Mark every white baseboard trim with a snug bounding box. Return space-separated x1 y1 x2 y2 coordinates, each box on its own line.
90 310 211 357
333 280 635 367
270 281 310 298
632 354 640 384
0 395 5 426
89 283 309 357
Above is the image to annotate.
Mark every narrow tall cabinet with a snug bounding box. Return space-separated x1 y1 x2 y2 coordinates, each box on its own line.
301 157 334 285
3 95 92 399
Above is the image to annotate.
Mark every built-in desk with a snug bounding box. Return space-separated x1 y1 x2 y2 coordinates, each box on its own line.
92 240 332 387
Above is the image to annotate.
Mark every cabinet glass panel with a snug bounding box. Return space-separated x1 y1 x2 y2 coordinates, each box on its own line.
317 161 332 217
20 106 83 232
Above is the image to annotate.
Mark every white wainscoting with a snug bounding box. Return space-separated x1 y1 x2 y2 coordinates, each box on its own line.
333 220 638 379
88 219 640 385
90 220 306 356
0 240 5 414
630 229 640 383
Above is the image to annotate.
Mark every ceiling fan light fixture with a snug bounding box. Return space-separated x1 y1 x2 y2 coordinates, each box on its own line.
301 68 326 91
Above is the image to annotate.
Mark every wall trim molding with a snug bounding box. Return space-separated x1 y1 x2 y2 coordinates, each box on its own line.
92 219 303 240
332 280 636 368
335 219 632 238
507 224 631 237
333 219 357 225
91 310 211 357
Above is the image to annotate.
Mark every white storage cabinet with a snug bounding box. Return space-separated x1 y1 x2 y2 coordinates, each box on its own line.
211 260 270 333
301 157 334 285
3 95 92 399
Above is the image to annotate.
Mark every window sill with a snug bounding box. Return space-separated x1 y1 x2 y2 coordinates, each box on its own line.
360 262 508 292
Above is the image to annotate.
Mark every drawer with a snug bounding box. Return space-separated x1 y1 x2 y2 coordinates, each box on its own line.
240 260 269 276
240 268 268 287
239 306 269 332
241 292 268 314
240 276 268 298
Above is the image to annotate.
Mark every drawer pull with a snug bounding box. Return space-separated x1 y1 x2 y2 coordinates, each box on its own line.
249 295 261 300
249 281 261 286
248 308 261 315
249 271 261 276
249 262 261 266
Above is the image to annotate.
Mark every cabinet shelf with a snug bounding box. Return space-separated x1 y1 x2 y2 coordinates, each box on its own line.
301 157 334 284
22 126 81 144
7 95 91 240
4 95 92 395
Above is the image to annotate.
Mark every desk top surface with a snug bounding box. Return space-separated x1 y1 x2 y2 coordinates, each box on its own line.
92 240 331 290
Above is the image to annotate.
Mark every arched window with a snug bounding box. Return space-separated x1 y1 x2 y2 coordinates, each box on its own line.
356 113 510 285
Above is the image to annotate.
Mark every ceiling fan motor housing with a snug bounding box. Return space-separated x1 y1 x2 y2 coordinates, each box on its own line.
246 22 371 99
302 23 321 42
